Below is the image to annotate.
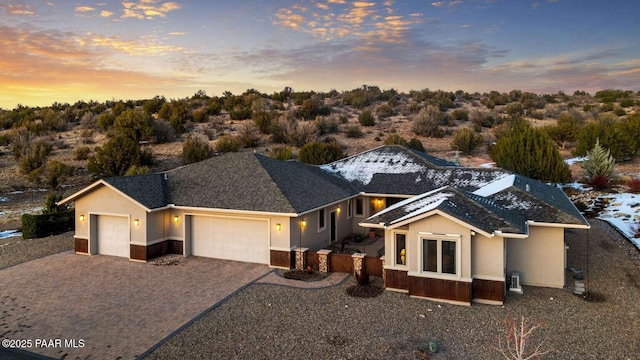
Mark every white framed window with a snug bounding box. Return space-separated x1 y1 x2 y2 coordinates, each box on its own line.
355 198 365 217
318 208 326 232
347 199 353 219
394 232 407 267
420 235 460 277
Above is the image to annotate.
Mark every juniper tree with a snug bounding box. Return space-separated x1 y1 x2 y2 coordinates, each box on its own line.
582 139 615 183
492 121 571 183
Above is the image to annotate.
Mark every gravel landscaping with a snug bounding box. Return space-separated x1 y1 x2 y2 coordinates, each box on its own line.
145 220 640 360
0 231 73 270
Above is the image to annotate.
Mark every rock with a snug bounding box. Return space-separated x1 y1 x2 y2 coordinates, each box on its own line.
419 314 426 318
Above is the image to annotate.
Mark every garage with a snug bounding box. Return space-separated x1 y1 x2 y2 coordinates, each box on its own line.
190 216 269 264
95 215 130 258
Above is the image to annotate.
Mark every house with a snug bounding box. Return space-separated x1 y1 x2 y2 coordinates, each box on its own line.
59 145 589 305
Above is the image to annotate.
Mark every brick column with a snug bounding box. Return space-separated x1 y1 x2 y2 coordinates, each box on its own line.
317 249 332 273
294 247 309 270
352 253 367 285
380 255 386 287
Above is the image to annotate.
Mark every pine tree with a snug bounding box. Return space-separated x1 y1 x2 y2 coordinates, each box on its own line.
582 139 615 182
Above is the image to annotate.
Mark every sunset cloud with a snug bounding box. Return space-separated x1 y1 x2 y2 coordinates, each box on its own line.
90 35 182 55
2 3 36 16
121 0 183 20
100 10 114 17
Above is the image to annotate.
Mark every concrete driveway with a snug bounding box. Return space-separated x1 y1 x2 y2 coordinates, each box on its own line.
0 252 270 359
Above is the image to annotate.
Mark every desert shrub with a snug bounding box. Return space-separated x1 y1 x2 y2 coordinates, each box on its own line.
182 135 212 164
44 160 74 190
112 109 153 143
315 116 339 135
96 112 116 131
253 110 276 134
229 107 252 120
451 128 484 155
376 104 395 119
471 110 501 128
298 140 344 165
492 121 571 183
73 146 91 160
152 119 176 144
18 139 52 183
614 108 626 116
451 109 469 121
600 102 614 112
215 134 241 153
627 178 640 193
589 174 611 190
412 106 444 138
269 146 293 161
80 129 94 144
620 98 635 108
407 138 424 152
358 110 375 126
384 134 408 146
237 122 260 148
42 193 67 214
88 135 143 178
529 110 545 120
124 165 150 176
344 124 363 138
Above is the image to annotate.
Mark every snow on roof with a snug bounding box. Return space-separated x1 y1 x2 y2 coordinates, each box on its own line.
428 169 511 190
472 174 516 197
492 191 532 210
388 190 454 225
321 149 425 185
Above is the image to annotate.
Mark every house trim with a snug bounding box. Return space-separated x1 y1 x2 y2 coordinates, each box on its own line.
58 180 151 212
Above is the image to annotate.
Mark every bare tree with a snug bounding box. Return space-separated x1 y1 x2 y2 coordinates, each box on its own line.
492 315 552 360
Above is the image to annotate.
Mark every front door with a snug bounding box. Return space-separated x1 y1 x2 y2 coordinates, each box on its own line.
330 211 337 242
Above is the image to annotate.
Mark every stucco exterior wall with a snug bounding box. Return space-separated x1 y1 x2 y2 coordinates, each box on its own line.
472 233 505 281
384 213 472 281
507 226 565 288
295 200 352 250
74 186 147 245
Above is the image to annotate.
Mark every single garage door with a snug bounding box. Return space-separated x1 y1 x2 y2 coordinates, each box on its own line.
96 215 130 258
191 216 269 264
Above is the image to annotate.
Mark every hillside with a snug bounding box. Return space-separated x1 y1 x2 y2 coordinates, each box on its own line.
1 87 639 230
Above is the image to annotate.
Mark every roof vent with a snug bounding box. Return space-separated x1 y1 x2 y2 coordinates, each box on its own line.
525 184 530 192
163 173 168 181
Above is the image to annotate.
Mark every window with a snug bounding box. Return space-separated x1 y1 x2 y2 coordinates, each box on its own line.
355 198 364 216
347 199 352 218
395 233 406 266
421 237 458 275
318 209 326 231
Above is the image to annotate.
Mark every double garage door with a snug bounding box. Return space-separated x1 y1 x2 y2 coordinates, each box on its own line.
191 216 269 264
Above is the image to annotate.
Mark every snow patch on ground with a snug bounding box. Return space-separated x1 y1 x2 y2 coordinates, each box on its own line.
0 196 8 202
479 162 495 168
596 192 640 249
0 230 22 240
565 157 588 165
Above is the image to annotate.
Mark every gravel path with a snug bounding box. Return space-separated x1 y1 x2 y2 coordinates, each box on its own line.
145 220 640 360
0 231 73 270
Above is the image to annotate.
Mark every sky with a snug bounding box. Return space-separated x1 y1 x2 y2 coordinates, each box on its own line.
0 0 638 109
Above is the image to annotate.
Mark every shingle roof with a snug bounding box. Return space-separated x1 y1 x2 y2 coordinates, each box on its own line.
103 174 168 209
165 152 357 214
361 186 527 235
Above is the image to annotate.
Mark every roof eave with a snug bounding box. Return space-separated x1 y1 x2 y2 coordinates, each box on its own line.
58 179 152 212
526 220 591 230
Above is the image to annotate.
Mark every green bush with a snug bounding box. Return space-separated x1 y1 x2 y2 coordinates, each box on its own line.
412 106 444 138
88 135 143 178
229 107 252 120
215 134 241 153
451 128 484 155
21 209 74 239
451 109 469 121
315 116 339 135
269 146 293 161
298 141 344 165
74 146 91 160
619 98 635 108
376 104 395 119
358 110 375 126
492 121 570 183
601 102 614 112
384 134 408 146
407 138 424 152
344 124 363 138
182 135 211 164
152 119 176 144
614 108 626 116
